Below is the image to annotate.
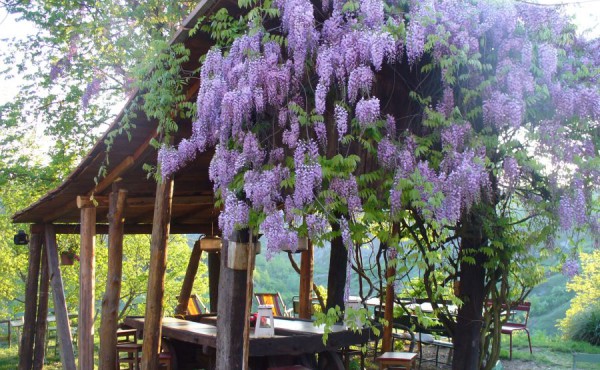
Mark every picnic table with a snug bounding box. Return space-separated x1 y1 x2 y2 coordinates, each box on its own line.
123 316 378 370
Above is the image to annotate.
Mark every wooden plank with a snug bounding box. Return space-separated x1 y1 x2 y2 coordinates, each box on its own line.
208 251 220 312
99 187 127 370
18 229 42 370
175 240 203 316
216 238 248 370
45 224 76 370
78 204 96 370
140 178 174 370
32 223 212 235
298 240 314 319
33 244 49 370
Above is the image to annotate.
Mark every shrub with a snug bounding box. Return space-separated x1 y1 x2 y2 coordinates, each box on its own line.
559 251 600 345
562 304 600 345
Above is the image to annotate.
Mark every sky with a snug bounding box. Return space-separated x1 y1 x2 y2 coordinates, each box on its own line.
0 0 599 106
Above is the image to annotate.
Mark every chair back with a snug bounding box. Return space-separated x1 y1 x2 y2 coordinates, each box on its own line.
507 301 530 326
187 294 206 316
255 293 287 317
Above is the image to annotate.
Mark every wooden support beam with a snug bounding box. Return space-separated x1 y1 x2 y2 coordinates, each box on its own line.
175 240 203 316
298 240 314 319
140 178 174 370
382 265 395 352
92 156 134 195
31 223 212 235
45 224 76 370
99 187 127 370
208 251 220 312
78 200 96 370
242 242 257 370
326 228 347 311
76 195 214 209
216 239 247 370
33 245 49 370
18 229 42 370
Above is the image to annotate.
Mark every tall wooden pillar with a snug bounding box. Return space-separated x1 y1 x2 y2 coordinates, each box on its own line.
99 187 127 370
45 224 76 370
33 245 49 370
18 228 43 370
216 239 248 370
208 251 220 312
141 178 174 370
381 265 395 352
175 239 202 316
298 240 314 319
78 196 97 370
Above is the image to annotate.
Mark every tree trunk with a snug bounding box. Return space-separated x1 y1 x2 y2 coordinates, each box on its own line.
33 244 49 370
45 224 76 370
326 226 346 312
99 187 127 370
208 251 220 312
175 239 202 316
79 202 96 370
19 229 42 370
452 213 487 370
141 178 174 370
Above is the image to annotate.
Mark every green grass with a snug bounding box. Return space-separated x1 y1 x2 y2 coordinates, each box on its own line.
500 331 600 369
0 343 65 369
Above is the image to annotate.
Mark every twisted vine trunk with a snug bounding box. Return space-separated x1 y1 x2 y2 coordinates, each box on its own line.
452 211 488 370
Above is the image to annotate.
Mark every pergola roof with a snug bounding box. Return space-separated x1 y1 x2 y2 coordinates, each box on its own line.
12 0 238 233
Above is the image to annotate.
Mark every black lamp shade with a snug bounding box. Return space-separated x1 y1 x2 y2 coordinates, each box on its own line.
14 230 29 245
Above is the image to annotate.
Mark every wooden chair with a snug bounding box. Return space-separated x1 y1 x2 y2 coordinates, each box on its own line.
255 292 292 317
187 294 207 316
501 301 532 360
376 352 417 369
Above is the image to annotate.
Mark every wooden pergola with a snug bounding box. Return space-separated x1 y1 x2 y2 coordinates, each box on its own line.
13 0 394 369
12 1 322 369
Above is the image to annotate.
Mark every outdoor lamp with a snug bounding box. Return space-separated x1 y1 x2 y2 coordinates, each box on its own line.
200 235 222 252
200 222 222 252
14 230 29 245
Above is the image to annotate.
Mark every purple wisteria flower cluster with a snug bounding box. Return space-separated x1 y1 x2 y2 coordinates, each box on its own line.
156 0 598 258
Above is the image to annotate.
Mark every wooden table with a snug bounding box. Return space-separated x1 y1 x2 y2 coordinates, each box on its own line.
123 316 377 370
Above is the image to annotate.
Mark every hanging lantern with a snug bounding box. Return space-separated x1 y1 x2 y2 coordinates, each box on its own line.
200 235 222 252
13 230 29 245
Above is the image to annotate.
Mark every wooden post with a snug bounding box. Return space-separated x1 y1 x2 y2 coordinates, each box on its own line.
140 178 174 370
99 187 127 370
216 239 248 370
208 251 220 312
18 228 43 370
242 241 257 370
78 196 97 370
382 265 395 352
326 226 347 311
45 224 76 370
298 240 314 319
33 244 49 370
175 239 203 316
